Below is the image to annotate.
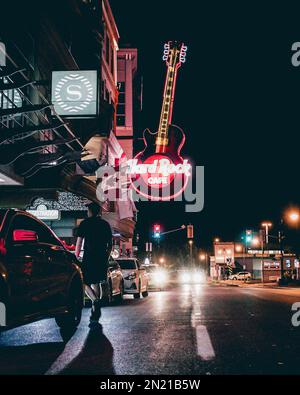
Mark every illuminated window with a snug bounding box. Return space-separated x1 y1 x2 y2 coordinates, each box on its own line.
117 81 126 126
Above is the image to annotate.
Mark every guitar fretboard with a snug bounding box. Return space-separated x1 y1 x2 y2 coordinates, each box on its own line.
156 50 180 151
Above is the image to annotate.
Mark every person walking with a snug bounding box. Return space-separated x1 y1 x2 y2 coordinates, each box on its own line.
75 202 112 328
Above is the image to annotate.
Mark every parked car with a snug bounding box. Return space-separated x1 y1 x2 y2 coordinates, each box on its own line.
116 257 149 298
229 271 252 281
0 209 84 332
142 264 169 290
105 258 124 303
73 239 124 305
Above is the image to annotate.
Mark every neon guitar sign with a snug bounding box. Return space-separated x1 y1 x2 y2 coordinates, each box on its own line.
129 41 190 201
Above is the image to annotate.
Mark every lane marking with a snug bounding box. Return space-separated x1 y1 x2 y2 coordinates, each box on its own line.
191 286 215 361
45 320 89 375
195 325 215 361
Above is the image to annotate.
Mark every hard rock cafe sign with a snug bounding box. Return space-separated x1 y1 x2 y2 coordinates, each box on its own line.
127 156 191 201
96 42 191 203
128 41 190 201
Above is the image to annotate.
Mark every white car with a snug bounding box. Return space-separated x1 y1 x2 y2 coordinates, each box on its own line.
142 264 169 290
116 258 149 298
229 271 251 281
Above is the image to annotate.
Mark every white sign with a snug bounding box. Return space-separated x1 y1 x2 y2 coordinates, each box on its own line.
145 242 152 252
52 70 98 117
27 204 60 220
0 42 6 66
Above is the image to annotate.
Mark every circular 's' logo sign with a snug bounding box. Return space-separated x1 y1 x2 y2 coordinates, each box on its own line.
52 71 97 116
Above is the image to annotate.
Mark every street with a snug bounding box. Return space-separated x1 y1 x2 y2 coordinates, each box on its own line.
1 284 300 375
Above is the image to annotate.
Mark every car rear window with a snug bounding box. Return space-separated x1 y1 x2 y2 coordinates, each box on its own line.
117 259 137 270
0 210 8 230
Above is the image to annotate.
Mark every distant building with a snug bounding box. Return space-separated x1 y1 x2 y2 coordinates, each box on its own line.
210 241 298 282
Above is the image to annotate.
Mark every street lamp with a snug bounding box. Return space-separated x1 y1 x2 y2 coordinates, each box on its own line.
214 238 220 243
276 207 300 282
199 252 208 276
261 222 272 245
285 209 300 226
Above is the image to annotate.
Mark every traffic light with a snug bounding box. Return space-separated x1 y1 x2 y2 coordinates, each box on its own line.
187 224 194 239
246 229 252 243
153 224 161 239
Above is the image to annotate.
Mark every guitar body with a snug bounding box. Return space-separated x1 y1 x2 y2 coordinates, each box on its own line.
136 124 185 164
130 124 190 200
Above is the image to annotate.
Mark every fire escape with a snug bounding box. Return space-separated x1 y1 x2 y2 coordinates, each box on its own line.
0 40 107 203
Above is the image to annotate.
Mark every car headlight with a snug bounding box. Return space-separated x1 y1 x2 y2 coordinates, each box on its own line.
153 270 168 284
180 272 191 283
125 272 137 280
193 271 204 283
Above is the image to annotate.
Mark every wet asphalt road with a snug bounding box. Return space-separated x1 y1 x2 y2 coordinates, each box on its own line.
1 284 300 375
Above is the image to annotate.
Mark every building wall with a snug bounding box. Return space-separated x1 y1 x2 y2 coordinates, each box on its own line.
116 48 138 158
101 0 119 106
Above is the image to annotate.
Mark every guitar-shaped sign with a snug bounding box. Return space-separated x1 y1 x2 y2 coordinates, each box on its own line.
128 41 191 201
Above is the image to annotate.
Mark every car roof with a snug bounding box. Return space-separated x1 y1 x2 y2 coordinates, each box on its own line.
116 257 137 260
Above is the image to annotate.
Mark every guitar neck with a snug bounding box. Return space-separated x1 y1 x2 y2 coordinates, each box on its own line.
156 62 179 149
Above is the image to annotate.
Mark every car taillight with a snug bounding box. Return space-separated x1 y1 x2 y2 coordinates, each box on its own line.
0 238 6 256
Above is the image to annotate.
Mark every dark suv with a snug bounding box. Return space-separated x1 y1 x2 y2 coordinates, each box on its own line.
0 209 84 332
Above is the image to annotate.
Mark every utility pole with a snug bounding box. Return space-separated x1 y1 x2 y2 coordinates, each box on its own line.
278 224 284 280
187 224 194 267
189 240 193 267
260 229 265 283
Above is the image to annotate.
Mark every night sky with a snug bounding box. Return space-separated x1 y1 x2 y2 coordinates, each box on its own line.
110 0 300 251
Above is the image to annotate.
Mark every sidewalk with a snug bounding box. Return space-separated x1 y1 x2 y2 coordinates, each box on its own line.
210 280 300 289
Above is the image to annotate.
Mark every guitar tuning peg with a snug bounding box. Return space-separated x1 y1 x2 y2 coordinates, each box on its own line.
164 43 170 49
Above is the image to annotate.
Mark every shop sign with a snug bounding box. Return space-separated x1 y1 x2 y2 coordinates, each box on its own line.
27 204 61 220
52 70 98 117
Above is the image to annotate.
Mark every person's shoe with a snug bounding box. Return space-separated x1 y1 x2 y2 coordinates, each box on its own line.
89 299 102 322
88 320 100 329
89 321 103 333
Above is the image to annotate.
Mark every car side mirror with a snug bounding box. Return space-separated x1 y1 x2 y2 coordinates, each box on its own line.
13 229 38 242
